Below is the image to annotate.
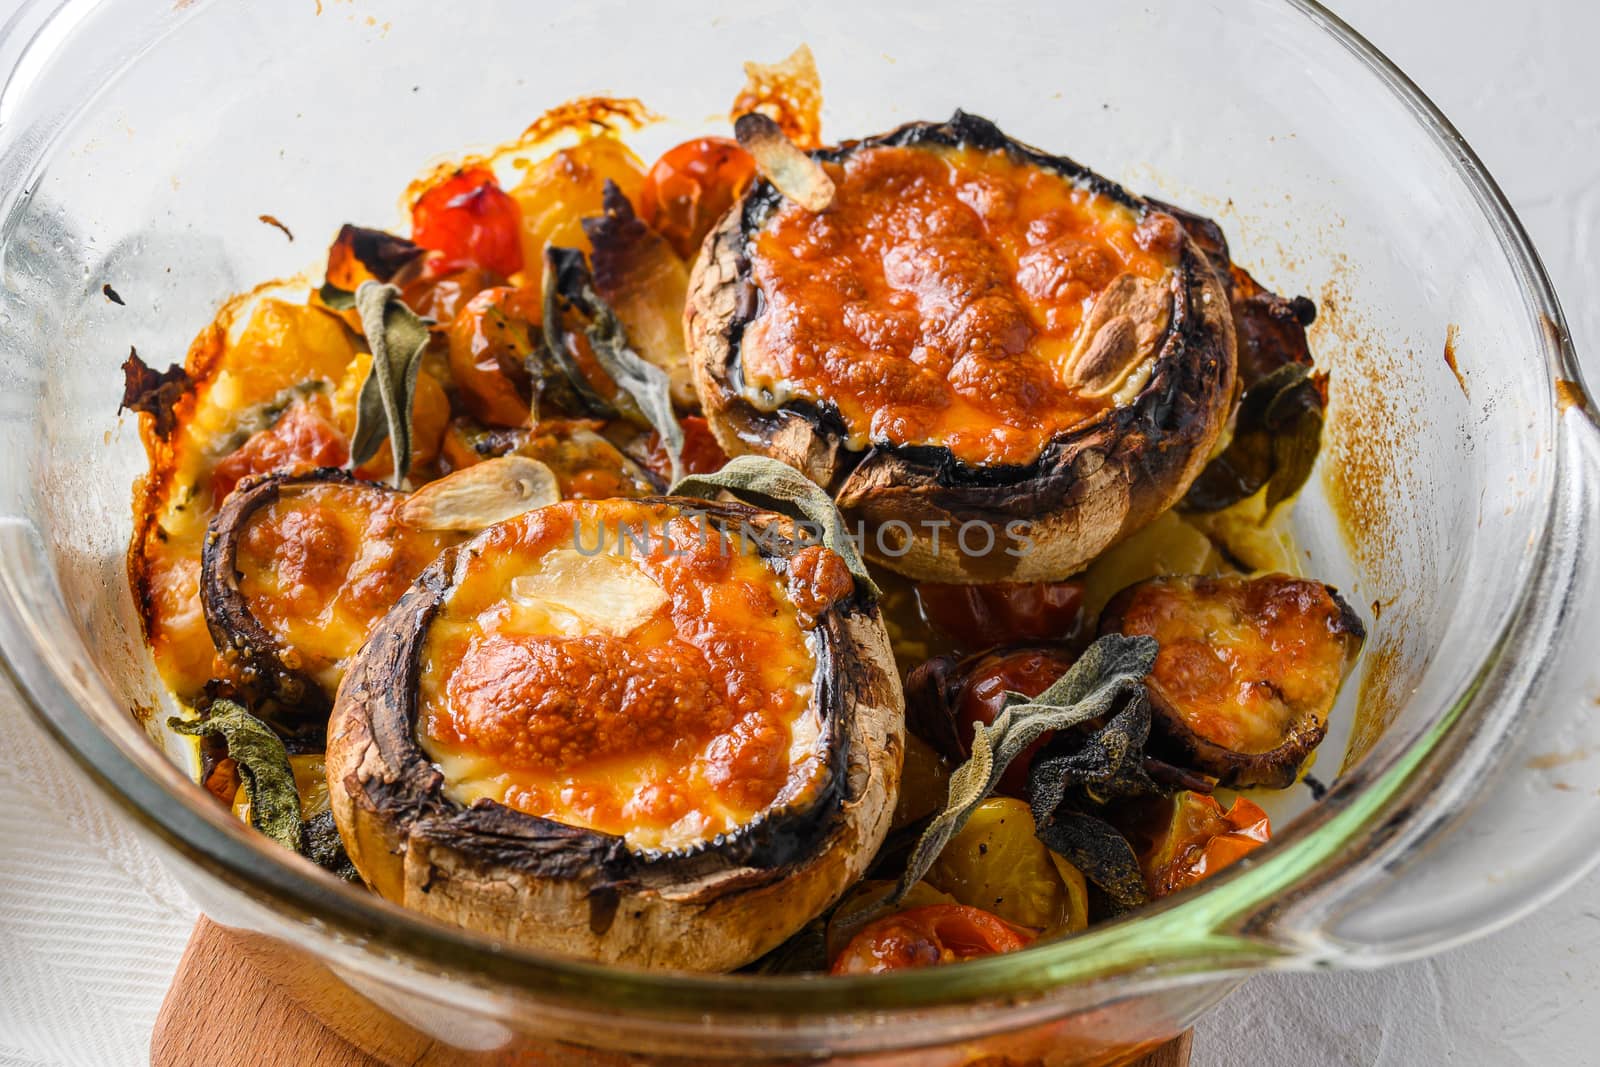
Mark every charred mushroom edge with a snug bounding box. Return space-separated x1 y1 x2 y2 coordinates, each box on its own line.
1100 578 1366 790
201 467 395 722
326 498 904 971
686 110 1237 583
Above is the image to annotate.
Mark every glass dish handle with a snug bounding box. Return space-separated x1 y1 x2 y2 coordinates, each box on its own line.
1261 391 1600 964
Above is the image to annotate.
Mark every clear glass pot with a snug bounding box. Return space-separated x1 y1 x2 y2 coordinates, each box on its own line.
0 1 1596 1063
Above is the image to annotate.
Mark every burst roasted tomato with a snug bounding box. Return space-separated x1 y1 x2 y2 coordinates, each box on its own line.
829 904 1033 975
916 580 1088 651
638 137 756 260
210 400 348 502
1137 792 1271 897
447 286 541 428
412 167 525 278
957 647 1077 795
639 415 728 482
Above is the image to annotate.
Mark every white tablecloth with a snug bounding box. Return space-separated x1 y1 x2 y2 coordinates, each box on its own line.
2 1 1597 1064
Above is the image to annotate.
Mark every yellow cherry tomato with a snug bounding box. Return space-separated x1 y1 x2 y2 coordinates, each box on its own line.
925 796 1089 936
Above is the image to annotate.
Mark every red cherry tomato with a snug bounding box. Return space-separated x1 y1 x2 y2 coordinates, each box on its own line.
411 166 524 278
640 415 728 483
400 261 498 324
447 286 540 428
210 401 348 502
1143 793 1271 897
638 137 756 260
830 904 1033 975
916 580 1088 652
956 648 1077 796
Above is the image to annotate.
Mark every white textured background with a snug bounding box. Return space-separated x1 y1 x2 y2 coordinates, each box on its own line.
1 1 1597 1064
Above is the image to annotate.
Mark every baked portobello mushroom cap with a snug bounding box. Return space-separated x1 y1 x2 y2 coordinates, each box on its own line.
687 111 1236 583
326 497 903 972
201 468 462 726
1100 573 1364 789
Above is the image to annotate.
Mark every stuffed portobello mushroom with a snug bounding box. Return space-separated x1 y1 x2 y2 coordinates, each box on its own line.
1100 573 1365 789
326 497 903 971
124 54 1369 984
687 111 1237 583
201 468 465 727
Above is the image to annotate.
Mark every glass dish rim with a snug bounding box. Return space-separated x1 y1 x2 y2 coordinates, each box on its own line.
0 0 1586 1020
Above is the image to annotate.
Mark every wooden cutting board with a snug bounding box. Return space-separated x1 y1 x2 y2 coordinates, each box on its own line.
152 918 1192 1067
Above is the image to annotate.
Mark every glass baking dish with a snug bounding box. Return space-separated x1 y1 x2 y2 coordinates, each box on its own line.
0 0 1596 1062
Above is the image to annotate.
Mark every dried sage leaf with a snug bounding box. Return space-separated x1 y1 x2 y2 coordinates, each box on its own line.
1183 362 1324 513
318 282 355 311
582 181 696 408
326 223 425 286
299 809 359 881
118 347 192 439
349 280 433 488
1026 695 1168 911
169 700 301 852
542 247 685 482
885 634 1158 906
1027 690 1162 808
1263 367 1326 511
671 454 879 599
1030 808 1148 912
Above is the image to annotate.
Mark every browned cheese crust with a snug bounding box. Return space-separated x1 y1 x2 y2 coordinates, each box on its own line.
687 113 1236 583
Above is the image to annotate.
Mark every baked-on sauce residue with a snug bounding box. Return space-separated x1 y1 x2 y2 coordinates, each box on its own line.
1113 574 1354 754
739 143 1181 467
417 500 837 851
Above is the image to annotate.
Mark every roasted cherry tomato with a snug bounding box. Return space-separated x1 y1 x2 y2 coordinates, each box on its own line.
1136 792 1271 897
400 262 499 325
639 415 728 482
638 137 756 260
824 880 956 962
411 166 524 278
829 904 1033 975
447 286 541 428
958 647 1077 795
210 400 348 502
890 732 952 830
925 797 1089 936
916 580 1088 652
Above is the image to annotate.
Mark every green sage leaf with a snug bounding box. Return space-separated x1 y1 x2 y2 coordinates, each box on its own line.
318 282 355 311
1026 696 1165 911
542 247 685 481
1183 362 1324 513
1030 808 1148 912
349 280 433 488
169 700 301 852
886 633 1158 907
299 809 359 882
671 454 879 599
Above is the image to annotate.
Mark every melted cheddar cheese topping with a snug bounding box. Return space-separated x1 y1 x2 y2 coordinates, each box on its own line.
137 298 368 700
739 143 1182 467
1114 575 1353 755
235 482 461 696
417 500 839 852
